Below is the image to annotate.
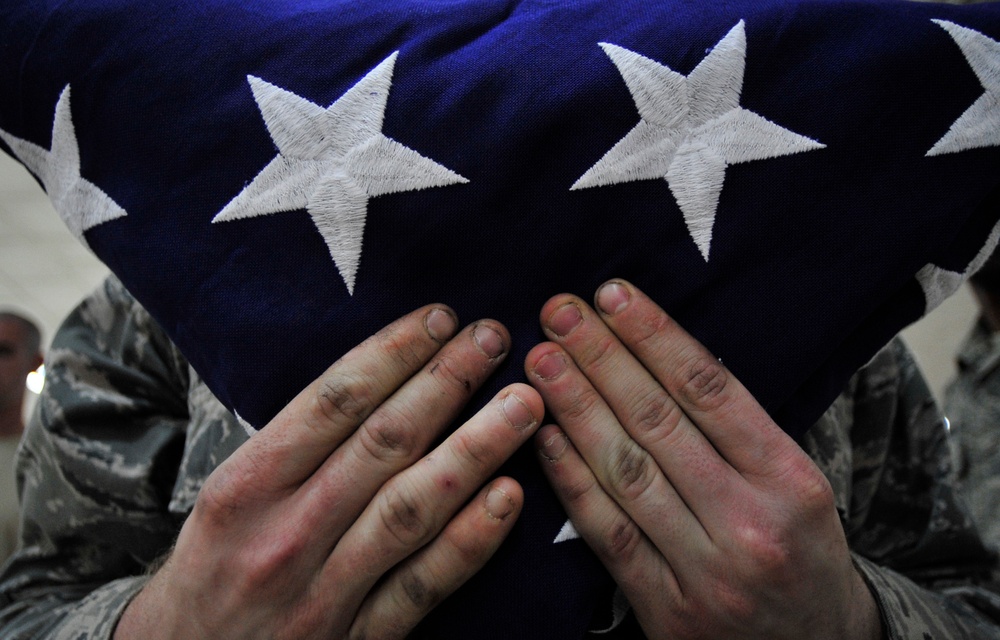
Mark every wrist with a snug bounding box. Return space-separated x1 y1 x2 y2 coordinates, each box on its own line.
114 559 185 639
846 562 885 640
113 578 155 639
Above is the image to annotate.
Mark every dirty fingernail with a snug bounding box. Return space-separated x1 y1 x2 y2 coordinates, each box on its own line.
540 432 569 462
547 303 583 337
425 308 457 343
502 393 536 431
596 282 630 316
473 323 506 359
485 486 515 520
533 352 567 380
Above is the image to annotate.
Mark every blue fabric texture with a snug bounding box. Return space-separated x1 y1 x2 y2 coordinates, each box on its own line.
2 1 1000 636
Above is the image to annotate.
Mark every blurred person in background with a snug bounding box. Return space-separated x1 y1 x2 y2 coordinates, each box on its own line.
0 311 43 564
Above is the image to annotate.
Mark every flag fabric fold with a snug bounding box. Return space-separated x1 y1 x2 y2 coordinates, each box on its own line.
2 0 1000 636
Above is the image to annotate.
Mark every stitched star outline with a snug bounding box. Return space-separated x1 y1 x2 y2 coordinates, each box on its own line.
571 21 825 261
213 52 468 295
0 85 127 247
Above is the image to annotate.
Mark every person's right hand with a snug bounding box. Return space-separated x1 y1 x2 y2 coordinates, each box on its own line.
114 305 542 640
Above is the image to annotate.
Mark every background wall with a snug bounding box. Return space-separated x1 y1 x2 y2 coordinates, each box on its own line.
0 151 979 418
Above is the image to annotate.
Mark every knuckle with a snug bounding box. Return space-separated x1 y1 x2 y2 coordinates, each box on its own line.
398 565 443 613
766 449 835 515
607 442 658 502
375 322 433 372
632 309 674 348
349 612 407 640
678 352 731 411
241 534 307 592
427 351 475 398
598 514 644 566
442 518 492 568
195 458 264 527
378 481 433 548
628 388 682 439
575 334 619 372
312 371 376 428
790 459 836 513
558 470 600 507
557 384 603 426
740 528 790 574
358 409 419 463
450 429 497 473
730 518 797 586
193 481 238 529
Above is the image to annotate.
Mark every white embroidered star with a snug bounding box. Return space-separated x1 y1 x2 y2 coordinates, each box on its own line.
917 21 1000 310
213 52 468 295
571 21 825 261
926 20 1000 157
554 519 580 543
0 85 127 247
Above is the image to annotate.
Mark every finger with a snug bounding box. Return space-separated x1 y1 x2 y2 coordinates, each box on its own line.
535 424 678 618
525 341 711 558
297 319 511 542
245 304 460 488
347 478 523 640
535 294 744 520
593 280 803 481
321 384 543 609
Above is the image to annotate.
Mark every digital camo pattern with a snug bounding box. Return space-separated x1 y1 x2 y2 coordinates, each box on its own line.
945 318 1000 551
804 339 1000 639
0 276 997 639
0 277 248 639
1 438 22 566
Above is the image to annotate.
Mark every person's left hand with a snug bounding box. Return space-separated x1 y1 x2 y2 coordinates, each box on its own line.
524 280 882 640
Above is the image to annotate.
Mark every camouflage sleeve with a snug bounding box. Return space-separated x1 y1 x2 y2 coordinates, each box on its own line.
854 555 1000 639
0 276 192 639
943 318 1000 550
806 338 1000 640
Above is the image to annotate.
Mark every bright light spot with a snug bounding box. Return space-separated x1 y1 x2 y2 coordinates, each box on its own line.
943 415 951 432
26 365 45 395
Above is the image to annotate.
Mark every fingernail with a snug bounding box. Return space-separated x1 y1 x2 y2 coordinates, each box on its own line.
533 352 567 380
501 392 536 431
596 282 630 316
473 323 506 359
540 432 569 462
425 308 457 343
485 486 515 521
547 303 583 337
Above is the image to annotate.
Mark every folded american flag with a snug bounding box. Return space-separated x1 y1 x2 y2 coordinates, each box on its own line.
2 0 1000 636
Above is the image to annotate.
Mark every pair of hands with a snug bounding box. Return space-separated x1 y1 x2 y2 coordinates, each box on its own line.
115 280 880 640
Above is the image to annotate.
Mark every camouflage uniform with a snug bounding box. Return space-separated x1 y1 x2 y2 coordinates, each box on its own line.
0 437 21 565
945 318 1000 551
0 276 998 639
0 277 247 639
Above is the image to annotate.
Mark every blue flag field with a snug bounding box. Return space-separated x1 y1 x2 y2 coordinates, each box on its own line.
2 0 1000 636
